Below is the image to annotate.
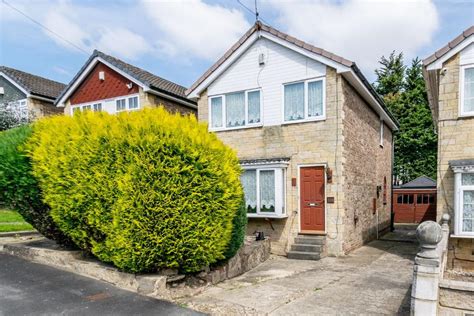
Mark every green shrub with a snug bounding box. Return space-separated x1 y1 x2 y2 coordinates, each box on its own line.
0 126 73 245
223 198 247 260
27 108 244 273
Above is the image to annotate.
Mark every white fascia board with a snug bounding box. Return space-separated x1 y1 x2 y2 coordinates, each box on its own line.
260 33 351 73
56 57 146 107
342 71 398 131
0 71 30 97
144 88 197 109
187 33 259 99
426 34 474 70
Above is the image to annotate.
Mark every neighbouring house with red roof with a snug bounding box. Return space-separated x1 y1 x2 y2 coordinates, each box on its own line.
55 50 196 116
187 22 398 259
0 66 65 119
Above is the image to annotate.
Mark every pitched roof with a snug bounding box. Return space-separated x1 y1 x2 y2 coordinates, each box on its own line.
0 66 66 100
186 22 353 95
395 176 436 189
423 25 474 66
186 22 398 131
56 50 196 107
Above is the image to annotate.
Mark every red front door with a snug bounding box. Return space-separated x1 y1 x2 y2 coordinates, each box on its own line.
300 166 325 233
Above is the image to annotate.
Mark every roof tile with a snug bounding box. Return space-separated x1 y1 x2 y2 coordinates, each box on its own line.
0 66 66 100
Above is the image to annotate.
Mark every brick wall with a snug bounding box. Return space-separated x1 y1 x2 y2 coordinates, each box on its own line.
197 68 346 256
437 53 474 272
341 78 393 253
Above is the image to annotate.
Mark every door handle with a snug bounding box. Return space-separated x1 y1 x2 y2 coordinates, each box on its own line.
307 202 320 207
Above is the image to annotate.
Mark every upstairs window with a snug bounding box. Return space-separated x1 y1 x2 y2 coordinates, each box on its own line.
283 78 325 123
116 95 139 112
460 65 474 116
116 99 126 112
209 89 261 130
93 103 102 112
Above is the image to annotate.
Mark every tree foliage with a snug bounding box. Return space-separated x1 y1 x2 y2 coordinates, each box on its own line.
27 108 244 273
0 126 73 245
373 52 437 183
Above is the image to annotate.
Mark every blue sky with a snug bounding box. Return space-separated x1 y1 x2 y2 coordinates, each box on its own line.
1 0 473 88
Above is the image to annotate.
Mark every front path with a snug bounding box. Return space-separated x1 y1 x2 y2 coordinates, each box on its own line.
183 237 417 315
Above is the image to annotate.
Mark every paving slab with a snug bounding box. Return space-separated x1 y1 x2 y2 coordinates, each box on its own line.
183 236 418 315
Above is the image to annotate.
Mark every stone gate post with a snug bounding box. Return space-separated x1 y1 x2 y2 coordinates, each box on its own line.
410 221 443 315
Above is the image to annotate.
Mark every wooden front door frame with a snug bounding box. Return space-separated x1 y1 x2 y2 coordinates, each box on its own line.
297 164 327 235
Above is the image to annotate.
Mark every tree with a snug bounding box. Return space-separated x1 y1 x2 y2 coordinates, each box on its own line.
374 53 437 184
0 102 33 131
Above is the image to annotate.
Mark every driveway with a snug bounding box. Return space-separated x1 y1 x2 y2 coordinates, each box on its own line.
182 235 417 315
0 253 201 316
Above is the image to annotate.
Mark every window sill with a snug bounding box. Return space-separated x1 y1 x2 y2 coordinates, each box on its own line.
247 213 288 219
281 116 326 126
458 113 474 119
450 234 474 239
209 124 263 132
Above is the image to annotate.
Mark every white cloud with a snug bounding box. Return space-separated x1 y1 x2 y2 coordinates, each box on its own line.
268 0 439 76
2 0 251 62
141 0 251 60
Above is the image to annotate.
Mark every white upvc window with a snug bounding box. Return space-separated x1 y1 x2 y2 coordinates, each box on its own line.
208 89 262 131
454 171 474 237
241 166 286 218
283 77 325 123
460 64 474 116
93 103 102 112
116 98 127 112
72 102 102 113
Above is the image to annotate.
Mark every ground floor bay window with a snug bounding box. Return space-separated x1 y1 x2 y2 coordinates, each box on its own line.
452 160 474 237
240 159 288 218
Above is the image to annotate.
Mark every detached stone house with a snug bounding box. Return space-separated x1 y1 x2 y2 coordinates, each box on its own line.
423 25 474 273
56 50 196 116
0 66 65 119
187 22 398 258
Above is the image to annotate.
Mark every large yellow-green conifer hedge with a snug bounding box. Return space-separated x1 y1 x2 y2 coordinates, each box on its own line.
27 108 243 273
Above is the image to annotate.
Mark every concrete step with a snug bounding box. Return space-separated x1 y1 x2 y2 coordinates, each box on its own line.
294 235 325 245
290 244 323 253
287 251 321 261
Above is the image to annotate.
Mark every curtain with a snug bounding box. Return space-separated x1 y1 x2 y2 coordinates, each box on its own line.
284 82 304 121
308 80 323 117
210 97 223 128
259 170 275 212
226 92 245 127
464 68 474 112
248 90 261 124
462 173 474 185
241 170 257 213
463 190 474 232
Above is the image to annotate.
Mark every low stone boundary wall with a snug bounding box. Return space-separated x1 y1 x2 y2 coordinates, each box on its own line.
3 236 270 300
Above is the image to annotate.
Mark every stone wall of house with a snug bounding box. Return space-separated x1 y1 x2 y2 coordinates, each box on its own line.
341 78 393 253
139 89 196 116
437 53 474 272
28 98 62 119
197 67 346 256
